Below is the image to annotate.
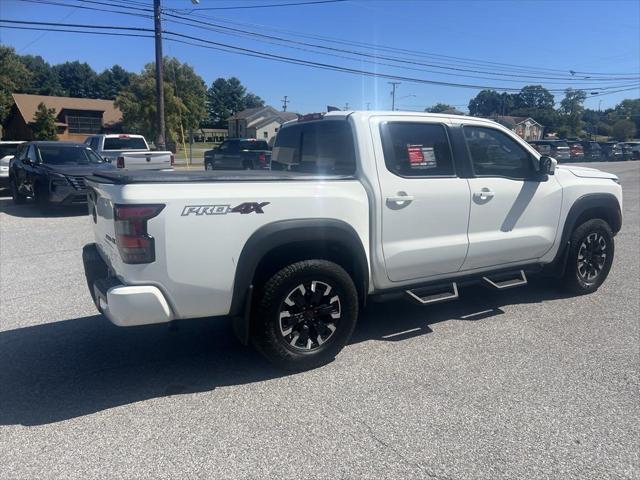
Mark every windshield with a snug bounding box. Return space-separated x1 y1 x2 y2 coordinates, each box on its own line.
0 144 20 158
38 146 104 165
103 137 148 150
240 140 269 151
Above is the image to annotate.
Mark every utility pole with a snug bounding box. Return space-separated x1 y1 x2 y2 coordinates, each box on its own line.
388 82 400 111
366 102 371 111
281 95 289 111
344 102 350 110
153 0 166 150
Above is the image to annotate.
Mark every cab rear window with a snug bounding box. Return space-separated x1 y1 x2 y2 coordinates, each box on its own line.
272 121 355 175
103 137 148 150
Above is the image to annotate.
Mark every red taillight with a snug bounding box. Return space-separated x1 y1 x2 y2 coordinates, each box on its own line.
114 204 165 264
258 153 266 164
116 156 125 168
170 154 175 166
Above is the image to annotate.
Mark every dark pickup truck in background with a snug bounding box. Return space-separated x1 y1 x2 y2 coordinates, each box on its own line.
204 138 271 170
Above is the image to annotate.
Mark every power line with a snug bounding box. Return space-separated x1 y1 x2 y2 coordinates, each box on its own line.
17 0 640 83
160 13 638 87
19 0 639 82
1 19 638 95
160 10 640 82
167 0 348 13
181 10 640 78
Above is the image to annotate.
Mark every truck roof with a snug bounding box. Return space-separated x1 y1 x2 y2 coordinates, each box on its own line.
282 110 504 128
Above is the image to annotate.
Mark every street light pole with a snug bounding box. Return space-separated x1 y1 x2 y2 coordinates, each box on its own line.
153 0 166 150
388 82 400 111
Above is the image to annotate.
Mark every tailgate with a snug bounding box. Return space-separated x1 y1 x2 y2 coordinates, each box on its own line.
87 182 121 270
121 152 172 170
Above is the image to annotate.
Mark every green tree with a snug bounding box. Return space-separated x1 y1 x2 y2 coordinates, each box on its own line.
18 55 63 96
0 46 32 125
53 61 98 98
614 98 640 132
243 92 265 109
164 58 207 134
95 65 132 99
425 103 462 114
559 88 587 136
612 119 636 141
468 90 513 117
510 85 558 132
31 102 58 140
205 77 264 128
513 85 555 110
116 57 206 143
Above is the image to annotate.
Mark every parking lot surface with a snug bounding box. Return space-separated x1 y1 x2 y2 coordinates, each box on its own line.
0 162 638 479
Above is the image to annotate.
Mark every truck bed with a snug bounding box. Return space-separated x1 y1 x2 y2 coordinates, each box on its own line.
87 169 355 184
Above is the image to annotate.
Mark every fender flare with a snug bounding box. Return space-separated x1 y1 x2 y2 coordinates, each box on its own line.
230 218 369 344
548 192 622 275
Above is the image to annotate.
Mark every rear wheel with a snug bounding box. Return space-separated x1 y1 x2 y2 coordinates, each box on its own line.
562 219 614 294
10 177 26 204
251 260 359 370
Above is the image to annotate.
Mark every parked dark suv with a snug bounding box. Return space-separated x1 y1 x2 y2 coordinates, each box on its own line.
528 140 571 162
598 142 623 161
9 141 115 206
204 138 271 170
579 141 603 162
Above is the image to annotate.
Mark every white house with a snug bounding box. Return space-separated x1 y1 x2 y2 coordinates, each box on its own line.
228 106 298 143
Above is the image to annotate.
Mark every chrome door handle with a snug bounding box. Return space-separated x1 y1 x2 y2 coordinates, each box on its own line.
386 192 414 207
473 188 495 200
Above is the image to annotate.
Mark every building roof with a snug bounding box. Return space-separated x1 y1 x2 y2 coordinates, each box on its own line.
229 106 273 121
229 106 299 129
489 115 543 128
11 93 122 126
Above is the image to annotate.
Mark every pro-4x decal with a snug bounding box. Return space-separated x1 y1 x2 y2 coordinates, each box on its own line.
181 202 270 216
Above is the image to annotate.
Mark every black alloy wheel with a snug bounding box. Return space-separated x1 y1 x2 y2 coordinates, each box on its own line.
278 280 341 351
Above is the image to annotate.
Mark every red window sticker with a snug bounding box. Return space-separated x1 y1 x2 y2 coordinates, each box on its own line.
407 144 424 164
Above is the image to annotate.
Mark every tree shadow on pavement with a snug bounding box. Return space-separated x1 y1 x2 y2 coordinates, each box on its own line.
0 281 571 426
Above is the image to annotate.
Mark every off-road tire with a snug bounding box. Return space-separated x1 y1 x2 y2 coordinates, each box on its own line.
251 260 358 371
562 218 614 294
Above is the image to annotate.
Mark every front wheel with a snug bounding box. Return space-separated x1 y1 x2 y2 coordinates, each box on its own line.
204 161 214 170
10 177 26 204
251 260 359 371
562 219 614 294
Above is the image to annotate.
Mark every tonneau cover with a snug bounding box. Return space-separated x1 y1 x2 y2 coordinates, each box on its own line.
86 169 355 184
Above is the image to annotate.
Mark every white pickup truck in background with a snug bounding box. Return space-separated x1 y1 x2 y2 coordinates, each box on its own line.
84 134 173 170
83 111 623 370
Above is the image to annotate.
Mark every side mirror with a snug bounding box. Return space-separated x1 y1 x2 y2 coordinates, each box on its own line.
538 155 555 175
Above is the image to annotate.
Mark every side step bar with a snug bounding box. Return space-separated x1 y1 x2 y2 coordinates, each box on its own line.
482 270 527 290
406 283 459 305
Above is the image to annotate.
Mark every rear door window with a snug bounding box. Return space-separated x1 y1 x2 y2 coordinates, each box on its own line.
272 121 356 174
380 122 455 177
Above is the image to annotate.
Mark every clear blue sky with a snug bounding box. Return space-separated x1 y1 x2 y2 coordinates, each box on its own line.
1 0 639 113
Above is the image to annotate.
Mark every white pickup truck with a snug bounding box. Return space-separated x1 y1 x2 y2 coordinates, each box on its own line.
84 134 173 170
83 111 623 370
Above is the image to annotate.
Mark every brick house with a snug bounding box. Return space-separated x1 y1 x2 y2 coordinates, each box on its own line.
3 93 122 142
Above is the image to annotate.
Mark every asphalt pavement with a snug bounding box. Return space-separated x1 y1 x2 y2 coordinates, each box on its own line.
0 162 638 479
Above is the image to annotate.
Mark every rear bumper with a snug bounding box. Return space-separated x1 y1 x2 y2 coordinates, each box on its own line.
82 243 173 327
